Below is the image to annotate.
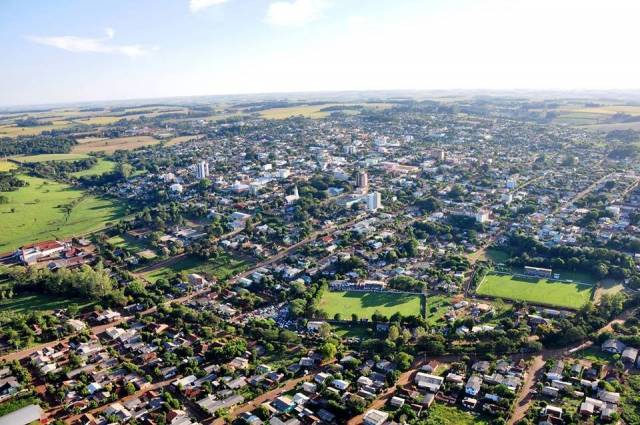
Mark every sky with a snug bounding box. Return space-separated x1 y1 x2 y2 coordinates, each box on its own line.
1 0 639 106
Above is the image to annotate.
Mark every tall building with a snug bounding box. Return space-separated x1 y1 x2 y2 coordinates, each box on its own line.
195 161 209 179
356 170 369 190
366 191 382 211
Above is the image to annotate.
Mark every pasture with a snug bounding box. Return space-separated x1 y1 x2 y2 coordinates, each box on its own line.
476 272 594 309
318 291 423 320
71 159 117 177
0 120 72 137
71 136 159 154
0 175 124 253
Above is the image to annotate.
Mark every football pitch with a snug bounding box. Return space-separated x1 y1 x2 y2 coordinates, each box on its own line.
476 272 594 309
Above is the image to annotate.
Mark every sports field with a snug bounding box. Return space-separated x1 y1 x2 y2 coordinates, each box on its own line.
0 175 124 252
318 291 422 320
476 272 594 309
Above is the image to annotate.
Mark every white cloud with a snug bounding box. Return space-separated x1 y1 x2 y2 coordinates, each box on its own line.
265 0 329 27
189 0 228 13
27 28 155 57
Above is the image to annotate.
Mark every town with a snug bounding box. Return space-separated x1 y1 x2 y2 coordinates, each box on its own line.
1 93 640 425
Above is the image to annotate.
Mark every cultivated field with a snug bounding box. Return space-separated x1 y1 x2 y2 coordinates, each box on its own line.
0 175 124 253
0 121 73 137
476 272 594 309
71 136 159 154
260 103 394 119
13 153 90 163
318 291 422 320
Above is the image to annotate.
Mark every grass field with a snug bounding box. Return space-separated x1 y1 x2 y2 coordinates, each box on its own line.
0 293 94 314
71 158 116 177
425 404 489 425
318 291 422 320
13 153 90 163
165 135 203 146
72 116 122 125
0 161 16 172
332 323 373 339
476 272 594 309
143 254 251 283
106 235 145 253
425 295 451 326
0 175 124 253
71 136 159 154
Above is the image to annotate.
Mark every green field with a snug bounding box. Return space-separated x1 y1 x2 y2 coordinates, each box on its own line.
425 295 451 326
0 293 94 314
143 254 251 283
106 235 145 253
318 291 422 320
13 153 90 163
0 175 124 253
0 161 17 172
425 404 489 425
476 272 594 309
71 158 116 177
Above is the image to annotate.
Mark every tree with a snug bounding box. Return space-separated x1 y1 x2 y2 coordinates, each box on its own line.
319 342 337 360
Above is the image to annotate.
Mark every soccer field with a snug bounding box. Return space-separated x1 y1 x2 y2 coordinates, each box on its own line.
476 272 594 309
318 291 423 319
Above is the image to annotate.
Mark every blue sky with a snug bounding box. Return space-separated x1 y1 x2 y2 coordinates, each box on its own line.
1 0 639 106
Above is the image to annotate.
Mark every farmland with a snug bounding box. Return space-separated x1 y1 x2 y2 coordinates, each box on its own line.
260 103 394 119
71 136 159 154
476 272 594 309
318 291 423 320
12 153 90 163
0 120 73 137
0 175 124 253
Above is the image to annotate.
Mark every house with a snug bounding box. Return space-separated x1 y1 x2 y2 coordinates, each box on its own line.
363 409 389 425
0 404 43 425
414 372 444 392
546 360 564 381
465 375 482 396
307 321 326 332
331 379 350 391
621 347 639 364
18 240 66 265
601 339 625 354
390 396 405 408
271 396 295 413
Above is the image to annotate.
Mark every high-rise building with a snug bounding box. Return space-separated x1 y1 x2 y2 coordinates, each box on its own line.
356 170 369 190
366 191 382 211
195 161 209 179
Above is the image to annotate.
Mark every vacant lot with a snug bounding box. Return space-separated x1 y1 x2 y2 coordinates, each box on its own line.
318 291 422 320
0 175 124 253
13 153 90 163
425 295 452 326
71 136 159 154
425 404 489 425
476 272 594 309
0 293 94 314
143 254 251 283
